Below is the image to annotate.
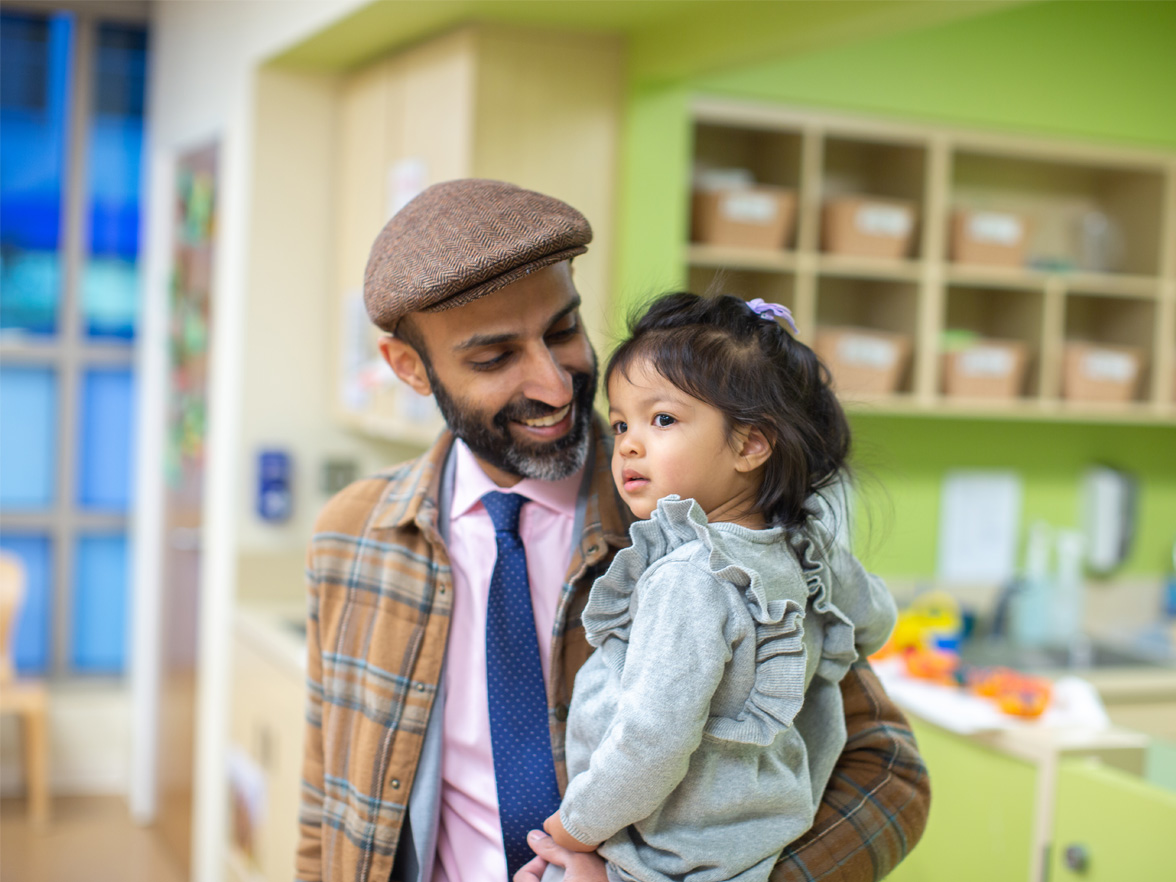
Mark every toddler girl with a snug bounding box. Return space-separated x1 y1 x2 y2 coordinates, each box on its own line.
540 292 897 882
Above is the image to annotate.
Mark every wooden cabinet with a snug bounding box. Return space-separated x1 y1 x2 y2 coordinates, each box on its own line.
226 622 306 882
685 98 1176 423
331 25 623 445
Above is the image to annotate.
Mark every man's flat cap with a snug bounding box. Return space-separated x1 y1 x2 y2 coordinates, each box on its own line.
363 179 592 332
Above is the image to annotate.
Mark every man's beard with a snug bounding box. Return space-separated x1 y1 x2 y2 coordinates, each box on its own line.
425 359 597 482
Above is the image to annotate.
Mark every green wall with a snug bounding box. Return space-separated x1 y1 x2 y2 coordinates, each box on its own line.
615 0 1176 577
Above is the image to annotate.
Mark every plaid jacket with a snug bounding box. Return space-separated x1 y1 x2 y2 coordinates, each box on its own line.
295 424 930 882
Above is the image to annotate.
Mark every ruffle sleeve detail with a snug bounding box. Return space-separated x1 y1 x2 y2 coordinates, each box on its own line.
787 523 861 684
583 496 861 747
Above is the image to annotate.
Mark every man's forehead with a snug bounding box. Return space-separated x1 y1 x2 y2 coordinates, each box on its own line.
415 264 581 350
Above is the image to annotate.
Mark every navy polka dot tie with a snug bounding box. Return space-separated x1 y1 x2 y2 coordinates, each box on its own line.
482 491 561 880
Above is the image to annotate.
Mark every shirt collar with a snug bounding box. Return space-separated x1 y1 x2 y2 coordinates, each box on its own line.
451 437 583 521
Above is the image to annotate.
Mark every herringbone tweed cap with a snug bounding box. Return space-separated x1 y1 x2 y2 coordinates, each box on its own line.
363 179 592 331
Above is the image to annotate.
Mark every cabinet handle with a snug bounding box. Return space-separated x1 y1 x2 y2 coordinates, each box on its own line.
1063 843 1090 873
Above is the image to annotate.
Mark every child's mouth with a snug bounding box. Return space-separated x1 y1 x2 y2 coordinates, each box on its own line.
621 470 649 493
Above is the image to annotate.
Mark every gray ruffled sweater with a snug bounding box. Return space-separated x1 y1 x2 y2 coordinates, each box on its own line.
557 496 897 882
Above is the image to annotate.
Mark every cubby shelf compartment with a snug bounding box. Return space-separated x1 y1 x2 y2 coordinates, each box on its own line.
816 253 922 283
687 264 796 310
685 243 797 273
685 97 1176 424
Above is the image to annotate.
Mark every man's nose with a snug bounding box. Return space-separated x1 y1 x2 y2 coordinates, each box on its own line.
521 346 573 405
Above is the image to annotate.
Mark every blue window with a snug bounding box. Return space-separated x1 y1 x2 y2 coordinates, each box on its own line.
72 534 129 673
1 11 147 678
0 365 58 509
0 11 71 337
77 367 137 509
83 22 147 340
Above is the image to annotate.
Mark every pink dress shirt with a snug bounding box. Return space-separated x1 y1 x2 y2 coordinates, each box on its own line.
432 440 581 882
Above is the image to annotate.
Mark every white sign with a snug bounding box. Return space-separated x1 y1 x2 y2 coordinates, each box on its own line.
936 470 1022 584
838 334 897 368
855 205 911 238
968 212 1023 245
721 191 778 225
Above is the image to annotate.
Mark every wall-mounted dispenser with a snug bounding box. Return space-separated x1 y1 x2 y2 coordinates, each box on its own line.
257 449 293 523
1081 465 1137 575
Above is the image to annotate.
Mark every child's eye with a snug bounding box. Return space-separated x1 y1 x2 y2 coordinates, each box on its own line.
654 413 676 427
611 420 627 435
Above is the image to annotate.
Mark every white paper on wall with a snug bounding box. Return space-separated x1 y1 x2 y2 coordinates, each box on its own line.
936 469 1022 584
386 157 427 221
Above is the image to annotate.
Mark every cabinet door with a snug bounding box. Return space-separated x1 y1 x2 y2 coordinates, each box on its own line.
885 718 1037 882
230 635 306 882
1049 758 1176 882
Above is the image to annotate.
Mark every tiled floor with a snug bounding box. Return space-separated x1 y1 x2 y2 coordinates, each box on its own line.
0 796 187 882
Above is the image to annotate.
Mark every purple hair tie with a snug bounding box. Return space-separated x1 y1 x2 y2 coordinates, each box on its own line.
746 298 798 334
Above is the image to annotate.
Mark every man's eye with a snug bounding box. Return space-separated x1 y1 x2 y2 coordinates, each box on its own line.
611 420 627 435
470 352 509 371
654 413 676 427
546 320 579 343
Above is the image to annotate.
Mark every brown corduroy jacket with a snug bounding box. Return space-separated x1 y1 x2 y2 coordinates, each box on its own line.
295 424 929 882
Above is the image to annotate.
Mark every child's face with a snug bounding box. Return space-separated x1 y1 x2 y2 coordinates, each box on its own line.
607 358 765 525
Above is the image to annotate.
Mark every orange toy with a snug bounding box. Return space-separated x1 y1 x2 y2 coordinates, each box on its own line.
967 666 1019 699
903 648 960 686
995 675 1052 718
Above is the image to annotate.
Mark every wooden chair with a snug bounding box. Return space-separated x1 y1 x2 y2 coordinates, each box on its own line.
0 551 50 825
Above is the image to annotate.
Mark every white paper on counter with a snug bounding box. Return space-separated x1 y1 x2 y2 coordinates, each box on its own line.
936 470 1022 585
874 657 1111 734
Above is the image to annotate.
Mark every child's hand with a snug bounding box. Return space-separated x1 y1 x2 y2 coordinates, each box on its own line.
513 830 607 882
542 810 598 853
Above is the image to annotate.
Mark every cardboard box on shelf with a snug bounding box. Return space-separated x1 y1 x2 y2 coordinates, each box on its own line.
814 326 912 395
1061 341 1144 403
821 196 917 260
941 337 1030 399
950 209 1028 267
691 185 796 250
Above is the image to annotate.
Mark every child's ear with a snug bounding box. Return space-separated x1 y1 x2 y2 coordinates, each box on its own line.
734 426 773 473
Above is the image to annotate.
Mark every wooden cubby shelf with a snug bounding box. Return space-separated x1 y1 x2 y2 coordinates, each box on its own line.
685 97 1176 423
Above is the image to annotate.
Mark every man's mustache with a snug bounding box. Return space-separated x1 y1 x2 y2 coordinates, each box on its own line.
492 373 592 427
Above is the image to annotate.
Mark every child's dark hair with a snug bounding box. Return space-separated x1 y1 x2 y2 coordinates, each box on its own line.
606 291 851 531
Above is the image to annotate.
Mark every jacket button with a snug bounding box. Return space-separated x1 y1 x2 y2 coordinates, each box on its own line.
554 704 568 722
415 683 426 692
390 778 401 789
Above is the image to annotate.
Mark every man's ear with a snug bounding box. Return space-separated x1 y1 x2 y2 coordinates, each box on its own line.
733 426 773 474
378 335 432 397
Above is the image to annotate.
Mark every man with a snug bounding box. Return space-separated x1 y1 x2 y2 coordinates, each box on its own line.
296 179 929 882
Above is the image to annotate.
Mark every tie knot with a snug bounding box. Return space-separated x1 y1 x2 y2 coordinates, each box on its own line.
482 491 528 534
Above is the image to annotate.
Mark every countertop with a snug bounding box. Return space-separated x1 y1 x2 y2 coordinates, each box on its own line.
235 603 307 674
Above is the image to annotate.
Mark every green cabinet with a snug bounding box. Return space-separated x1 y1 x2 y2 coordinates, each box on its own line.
887 718 1176 881
1049 758 1176 881
885 718 1037 882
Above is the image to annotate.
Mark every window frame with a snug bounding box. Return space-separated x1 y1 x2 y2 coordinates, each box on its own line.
0 2 148 679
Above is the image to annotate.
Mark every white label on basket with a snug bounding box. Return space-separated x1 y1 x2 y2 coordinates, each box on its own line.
968 212 1022 245
838 335 897 368
1081 350 1135 382
959 347 1014 377
721 192 777 225
855 205 911 238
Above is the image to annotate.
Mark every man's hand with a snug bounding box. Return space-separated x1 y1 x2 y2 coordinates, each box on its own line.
543 811 598 853
513 830 608 882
